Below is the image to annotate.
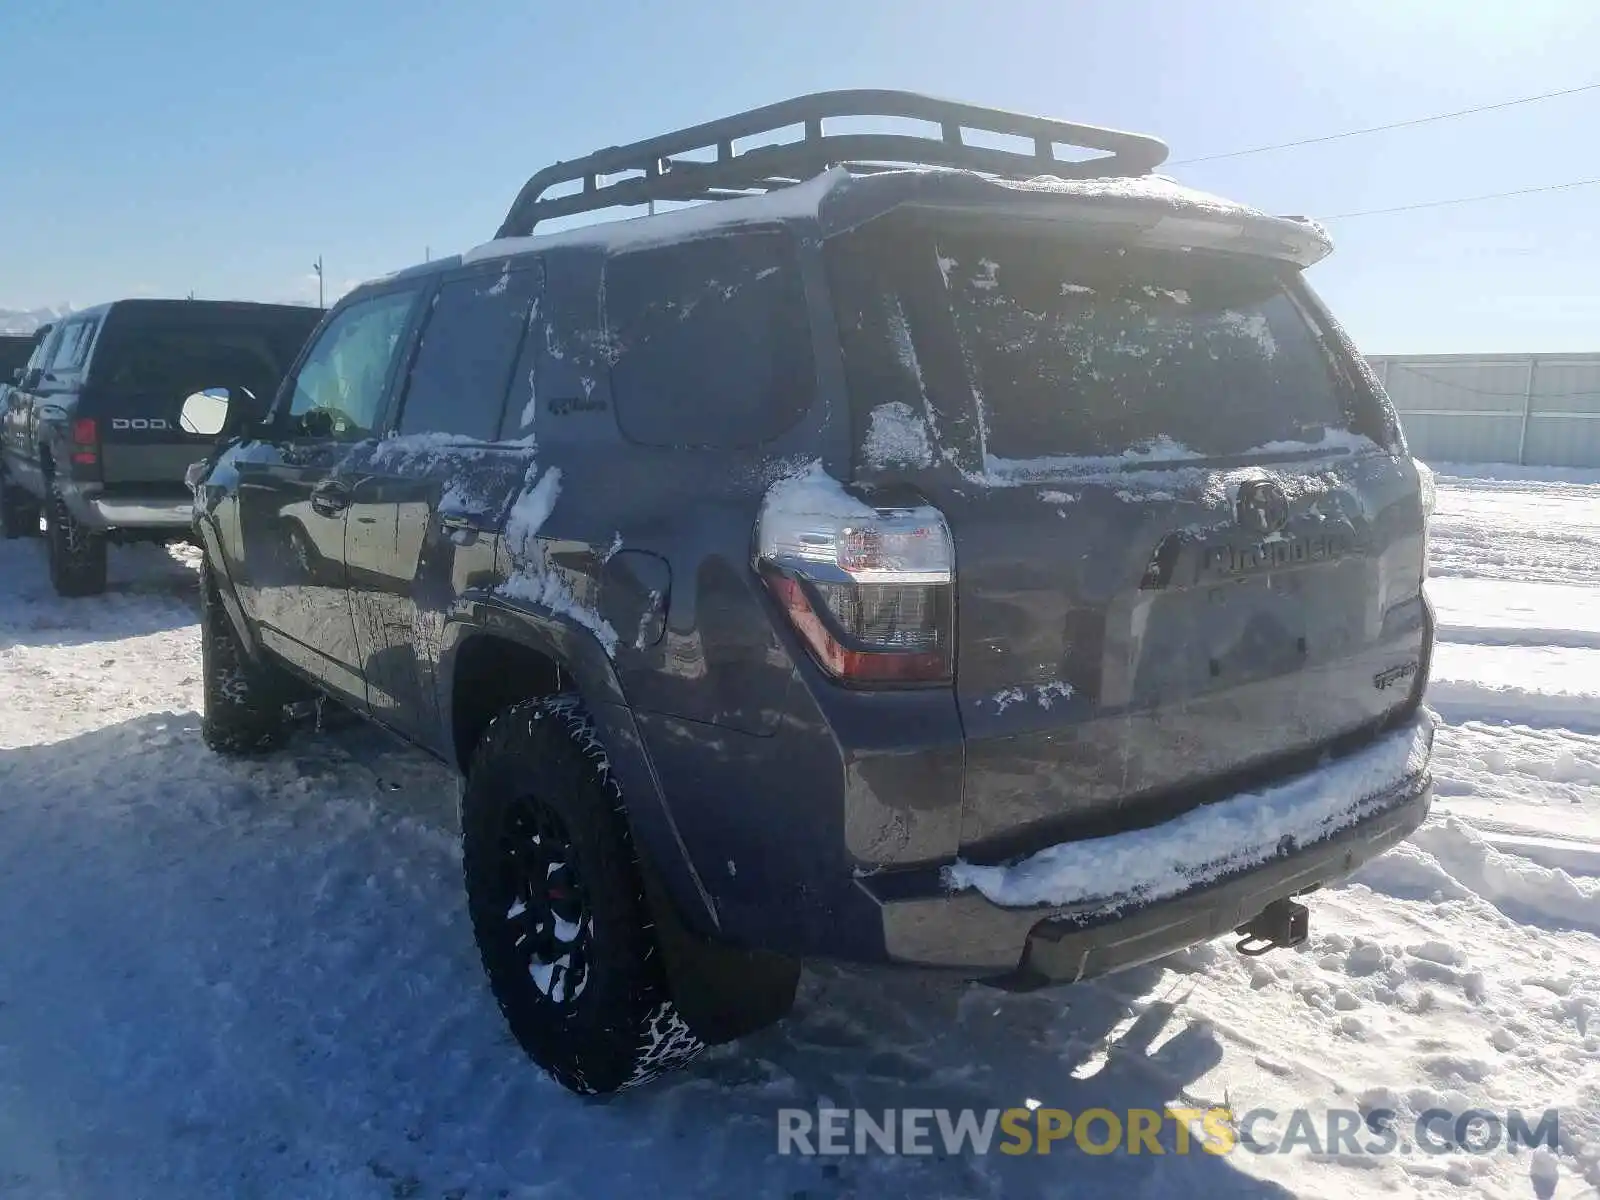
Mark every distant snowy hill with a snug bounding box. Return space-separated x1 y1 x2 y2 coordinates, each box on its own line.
0 306 71 334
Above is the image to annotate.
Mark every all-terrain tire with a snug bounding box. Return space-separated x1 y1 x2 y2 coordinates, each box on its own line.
0 471 40 540
200 564 289 755
463 695 704 1094
42 484 107 596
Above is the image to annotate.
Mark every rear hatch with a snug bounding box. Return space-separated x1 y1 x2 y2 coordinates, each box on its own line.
80 302 322 490
824 204 1429 860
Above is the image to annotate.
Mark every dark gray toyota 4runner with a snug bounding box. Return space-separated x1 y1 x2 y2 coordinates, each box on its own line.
188 93 1436 1094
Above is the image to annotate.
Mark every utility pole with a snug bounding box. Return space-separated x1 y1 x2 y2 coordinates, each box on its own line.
312 256 325 309
424 245 431 262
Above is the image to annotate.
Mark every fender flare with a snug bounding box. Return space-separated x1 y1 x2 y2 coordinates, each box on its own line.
440 592 721 938
194 514 264 660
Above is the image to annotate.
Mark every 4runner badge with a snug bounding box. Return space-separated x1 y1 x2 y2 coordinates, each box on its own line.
1373 661 1420 691
1236 479 1290 535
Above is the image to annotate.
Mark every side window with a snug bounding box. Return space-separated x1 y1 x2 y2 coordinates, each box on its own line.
47 320 97 373
45 323 79 371
28 330 61 372
284 288 420 439
606 230 814 448
396 268 539 440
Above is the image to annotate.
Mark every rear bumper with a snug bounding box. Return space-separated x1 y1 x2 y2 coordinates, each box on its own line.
90 496 195 529
57 481 194 531
859 711 1434 985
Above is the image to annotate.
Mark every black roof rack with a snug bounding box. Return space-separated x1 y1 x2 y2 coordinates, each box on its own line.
495 89 1168 238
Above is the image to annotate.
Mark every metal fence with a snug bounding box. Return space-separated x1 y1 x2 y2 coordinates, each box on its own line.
1366 353 1600 468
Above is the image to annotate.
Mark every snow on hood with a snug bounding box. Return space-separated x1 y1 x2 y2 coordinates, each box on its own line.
947 710 1436 910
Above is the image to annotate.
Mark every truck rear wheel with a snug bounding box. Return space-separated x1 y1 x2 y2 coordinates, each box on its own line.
462 695 704 1094
43 484 107 596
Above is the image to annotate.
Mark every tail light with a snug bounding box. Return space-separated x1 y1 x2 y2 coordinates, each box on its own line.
1415 458 1436 580
756 470 954 684
70 418 99 468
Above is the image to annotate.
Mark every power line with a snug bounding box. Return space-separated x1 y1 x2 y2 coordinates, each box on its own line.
1323 176 1600 220
1170 80 1600 165
1387 362 1600 399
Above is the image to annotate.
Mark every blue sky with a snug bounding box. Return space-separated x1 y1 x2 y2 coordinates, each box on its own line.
3 0 1597 352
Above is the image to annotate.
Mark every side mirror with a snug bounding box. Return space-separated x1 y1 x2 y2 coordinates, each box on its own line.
9 368 20 385
300 408 335 440
180 388 232 437
21 368 41 390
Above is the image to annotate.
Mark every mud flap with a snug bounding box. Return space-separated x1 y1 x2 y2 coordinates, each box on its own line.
635 851 800 1044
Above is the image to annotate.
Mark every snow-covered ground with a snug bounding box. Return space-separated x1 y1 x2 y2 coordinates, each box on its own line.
1 466 1596 1200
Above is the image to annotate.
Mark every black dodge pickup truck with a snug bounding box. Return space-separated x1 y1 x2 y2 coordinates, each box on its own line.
0 299 321 594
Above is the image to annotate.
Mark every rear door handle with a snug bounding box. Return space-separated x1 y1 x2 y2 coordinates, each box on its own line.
310 480 352 518
440 510 496 545
439 511 494 531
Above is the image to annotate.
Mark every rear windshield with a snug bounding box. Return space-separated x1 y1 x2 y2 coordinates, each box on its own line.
89 305 322 405
827 215 1369 463
0 337 34 376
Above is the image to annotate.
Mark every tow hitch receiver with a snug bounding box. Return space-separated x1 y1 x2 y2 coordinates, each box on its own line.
1234 898 1310 957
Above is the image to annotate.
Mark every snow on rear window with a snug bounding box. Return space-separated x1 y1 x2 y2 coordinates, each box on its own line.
939 231 1349 459
827 214 1365 467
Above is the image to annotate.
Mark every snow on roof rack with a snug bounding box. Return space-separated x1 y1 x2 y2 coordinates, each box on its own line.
494 89 1169 238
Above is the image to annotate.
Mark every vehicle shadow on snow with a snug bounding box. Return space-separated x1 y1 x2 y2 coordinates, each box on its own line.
0 712 1292 1200
0 541 200 649
683 961 1286 1198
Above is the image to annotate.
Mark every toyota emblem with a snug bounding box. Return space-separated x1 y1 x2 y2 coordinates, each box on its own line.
1236 479 1290 535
